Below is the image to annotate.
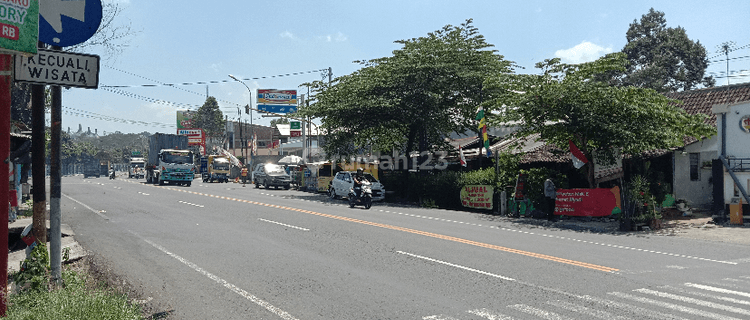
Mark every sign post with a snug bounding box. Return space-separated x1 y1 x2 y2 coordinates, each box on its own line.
24 0 104 285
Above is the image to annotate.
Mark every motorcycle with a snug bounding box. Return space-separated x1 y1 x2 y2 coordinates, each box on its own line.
109 170 116 180
348 180 373 209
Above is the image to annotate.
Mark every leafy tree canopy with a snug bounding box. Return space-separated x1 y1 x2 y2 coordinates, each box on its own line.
300 19 513 159
193 96 225 137
485 53 716 187
618 8 714 92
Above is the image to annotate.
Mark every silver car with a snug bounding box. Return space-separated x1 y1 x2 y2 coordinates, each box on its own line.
328 171 385 201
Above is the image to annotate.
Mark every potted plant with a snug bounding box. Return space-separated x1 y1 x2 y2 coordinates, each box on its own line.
621 175 663 231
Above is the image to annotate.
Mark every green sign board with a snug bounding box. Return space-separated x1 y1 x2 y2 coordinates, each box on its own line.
290 121 301 130
0 0 39 55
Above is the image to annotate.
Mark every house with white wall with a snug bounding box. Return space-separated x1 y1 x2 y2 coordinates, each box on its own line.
665 83 750 210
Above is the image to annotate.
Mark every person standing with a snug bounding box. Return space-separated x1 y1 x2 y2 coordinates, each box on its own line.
241 166 248 187
544 178 557 221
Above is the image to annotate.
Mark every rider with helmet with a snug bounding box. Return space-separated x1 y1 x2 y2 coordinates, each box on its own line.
352 168 365 198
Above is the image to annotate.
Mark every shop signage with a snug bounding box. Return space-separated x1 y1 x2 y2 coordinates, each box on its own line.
554 187 620 217
0 0 39 54
460 185 493 210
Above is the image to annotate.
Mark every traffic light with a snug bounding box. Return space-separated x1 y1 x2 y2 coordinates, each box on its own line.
245 104 250 114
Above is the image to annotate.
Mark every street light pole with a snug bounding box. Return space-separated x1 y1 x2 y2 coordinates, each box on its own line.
229 74 253 168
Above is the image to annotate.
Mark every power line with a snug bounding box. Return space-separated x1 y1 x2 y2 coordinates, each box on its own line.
101 67 328 88
62 106 175 129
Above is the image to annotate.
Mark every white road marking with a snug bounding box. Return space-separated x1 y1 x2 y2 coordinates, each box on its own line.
685 283 750 298
396 251 515 281
177 200 204 208
258 218 309 231
130 231 299 320
466 308 514 320
635 288 750 316
659 285 750 306
62 193 109 220
546 300 630 320
609 291 743 320
507 304 574 320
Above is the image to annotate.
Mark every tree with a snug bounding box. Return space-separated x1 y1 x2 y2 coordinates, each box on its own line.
301 19 513 161
485 53 716 188
619 8 714 92
269 117 290 127
193 96 224 138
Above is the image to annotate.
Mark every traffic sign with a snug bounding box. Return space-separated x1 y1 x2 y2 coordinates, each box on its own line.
39 0 102 47
14 48 100 88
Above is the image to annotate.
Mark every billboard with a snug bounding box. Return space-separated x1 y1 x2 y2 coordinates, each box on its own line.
257 89 297 114
176 110 197 129
0 0 39 54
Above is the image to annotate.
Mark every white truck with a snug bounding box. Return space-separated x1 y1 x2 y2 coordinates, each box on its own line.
128 157 146 179
145 133 195 186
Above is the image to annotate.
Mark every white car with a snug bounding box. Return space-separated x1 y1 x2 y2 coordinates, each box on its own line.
328 171 385 201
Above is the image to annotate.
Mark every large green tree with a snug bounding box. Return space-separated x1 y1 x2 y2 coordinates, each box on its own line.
618 8 714 92
301 19 513 160
193 96 225 137
486 53 716 188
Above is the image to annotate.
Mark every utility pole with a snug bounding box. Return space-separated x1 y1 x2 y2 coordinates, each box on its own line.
49 46 63 282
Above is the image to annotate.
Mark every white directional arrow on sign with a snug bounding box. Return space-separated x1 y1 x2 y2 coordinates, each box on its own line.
40 0 87 34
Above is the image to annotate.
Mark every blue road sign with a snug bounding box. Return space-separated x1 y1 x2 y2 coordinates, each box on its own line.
258 104 298 114
39 0 102 47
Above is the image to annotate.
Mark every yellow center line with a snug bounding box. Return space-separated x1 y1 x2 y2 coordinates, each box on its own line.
161 186 619 273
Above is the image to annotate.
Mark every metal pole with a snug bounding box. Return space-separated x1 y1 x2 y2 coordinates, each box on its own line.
228 75 253 168
0 53 12 316
31 43 47 246
49 46 63 282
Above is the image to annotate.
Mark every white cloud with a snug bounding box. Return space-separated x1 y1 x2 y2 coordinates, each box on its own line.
555 41 613 64
280 31 297 40
334 32 347 42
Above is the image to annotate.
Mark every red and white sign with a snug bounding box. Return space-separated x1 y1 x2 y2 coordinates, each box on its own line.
554 187 620 217
290 130 302 137
177 128 203 137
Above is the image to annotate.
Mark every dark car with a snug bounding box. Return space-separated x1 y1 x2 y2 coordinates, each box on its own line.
253 163 292 189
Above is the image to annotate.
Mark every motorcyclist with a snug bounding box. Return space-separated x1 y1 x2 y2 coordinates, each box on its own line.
352 168 365 198
109 165 115 179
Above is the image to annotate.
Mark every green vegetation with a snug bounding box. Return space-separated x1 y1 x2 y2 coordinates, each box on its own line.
7 243 142 320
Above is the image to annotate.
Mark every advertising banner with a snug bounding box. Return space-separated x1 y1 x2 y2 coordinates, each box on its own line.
460 185 494 210
0 0 39 55
257 89 297 105
554 187 621 216
176 110 196 129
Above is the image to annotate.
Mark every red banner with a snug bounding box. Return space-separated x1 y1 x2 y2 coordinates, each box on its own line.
554 187 620 216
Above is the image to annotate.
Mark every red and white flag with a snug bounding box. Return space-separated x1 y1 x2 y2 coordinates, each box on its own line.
569 140 588 169
459 145 467 167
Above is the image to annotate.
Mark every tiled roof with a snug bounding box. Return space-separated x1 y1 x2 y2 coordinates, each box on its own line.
665 82 750 127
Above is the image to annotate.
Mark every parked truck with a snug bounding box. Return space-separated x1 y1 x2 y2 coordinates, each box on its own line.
83 158 100 178
202 154 230 183
145 133 195 186
128 157 146 179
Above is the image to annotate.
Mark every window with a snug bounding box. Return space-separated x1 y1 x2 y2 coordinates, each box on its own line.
689 153 700 181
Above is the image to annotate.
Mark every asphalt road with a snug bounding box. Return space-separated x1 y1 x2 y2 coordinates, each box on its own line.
60 174 750 319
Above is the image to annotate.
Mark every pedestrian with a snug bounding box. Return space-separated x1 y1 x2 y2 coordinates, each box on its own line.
241 166 248 187
544 178 557 221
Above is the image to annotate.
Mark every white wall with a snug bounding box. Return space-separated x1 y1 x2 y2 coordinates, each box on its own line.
713 102 750 204
673 138 718 208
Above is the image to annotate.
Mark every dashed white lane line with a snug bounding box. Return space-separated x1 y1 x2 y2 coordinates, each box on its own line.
178 200 204 208
162 185 737 265
397 251 515 281
258 218 309 231
376 210 736 265
129 230 299 320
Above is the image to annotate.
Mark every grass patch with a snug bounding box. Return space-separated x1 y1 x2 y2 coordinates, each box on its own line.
6 243 142 319
7 269 142 320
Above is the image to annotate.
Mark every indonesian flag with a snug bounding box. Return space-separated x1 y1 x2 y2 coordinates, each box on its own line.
459 145 467 167
569 140 588 169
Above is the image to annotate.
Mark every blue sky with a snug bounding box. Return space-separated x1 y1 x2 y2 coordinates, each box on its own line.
60 0 750 134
